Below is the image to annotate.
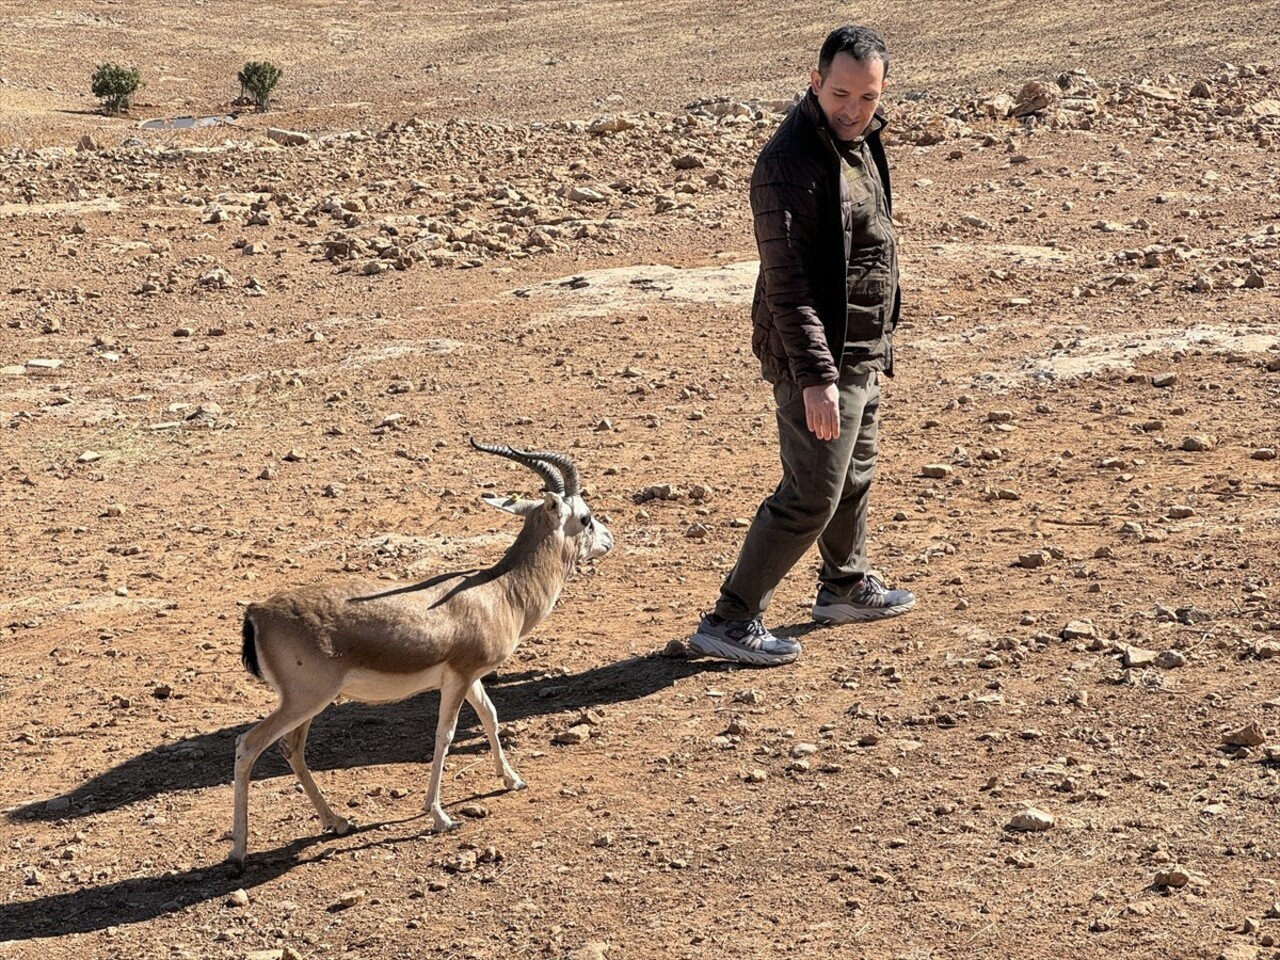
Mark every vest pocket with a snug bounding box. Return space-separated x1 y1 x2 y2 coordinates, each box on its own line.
845 274 889 342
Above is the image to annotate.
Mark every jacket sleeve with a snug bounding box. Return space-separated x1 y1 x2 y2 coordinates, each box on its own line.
751 153 839 386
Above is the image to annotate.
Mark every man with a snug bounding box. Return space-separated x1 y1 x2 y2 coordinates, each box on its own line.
689 25 916 667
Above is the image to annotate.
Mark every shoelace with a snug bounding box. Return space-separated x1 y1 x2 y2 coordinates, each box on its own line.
858 574 888 596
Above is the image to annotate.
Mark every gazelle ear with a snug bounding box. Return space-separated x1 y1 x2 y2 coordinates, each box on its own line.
481 494 540 516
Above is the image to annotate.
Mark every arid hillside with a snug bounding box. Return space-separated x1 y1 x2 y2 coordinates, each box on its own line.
2 3 1280 960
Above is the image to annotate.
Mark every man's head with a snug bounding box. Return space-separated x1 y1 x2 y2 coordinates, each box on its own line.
810 25 889 143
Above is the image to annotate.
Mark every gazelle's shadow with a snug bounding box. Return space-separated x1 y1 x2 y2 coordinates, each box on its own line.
0 812 442 941
8 653 715 827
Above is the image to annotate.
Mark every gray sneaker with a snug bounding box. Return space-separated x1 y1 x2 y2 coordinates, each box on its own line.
812 574 916 624
688 614 801 666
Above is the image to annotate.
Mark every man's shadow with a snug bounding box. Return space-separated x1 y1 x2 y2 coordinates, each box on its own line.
1 651 733 941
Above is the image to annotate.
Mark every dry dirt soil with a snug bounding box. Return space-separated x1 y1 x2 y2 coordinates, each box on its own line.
3 3 1280 959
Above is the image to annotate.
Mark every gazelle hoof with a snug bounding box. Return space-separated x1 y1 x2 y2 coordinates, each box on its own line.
329 817 353 836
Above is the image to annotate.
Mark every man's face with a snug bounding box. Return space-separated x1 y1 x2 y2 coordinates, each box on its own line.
810 51 886 142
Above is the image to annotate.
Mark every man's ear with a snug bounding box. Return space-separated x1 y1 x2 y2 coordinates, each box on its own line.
810 68 823 95
481 493 539 516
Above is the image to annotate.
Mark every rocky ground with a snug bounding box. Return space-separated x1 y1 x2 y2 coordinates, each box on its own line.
2 3 1280 959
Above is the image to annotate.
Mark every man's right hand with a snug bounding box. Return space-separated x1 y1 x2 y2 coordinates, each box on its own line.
802 383 840 441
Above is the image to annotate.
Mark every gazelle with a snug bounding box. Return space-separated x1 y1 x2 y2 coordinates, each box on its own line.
229 440 613 866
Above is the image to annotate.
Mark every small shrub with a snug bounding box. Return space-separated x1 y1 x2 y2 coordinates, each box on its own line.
91 62 141 115
238 61 283 112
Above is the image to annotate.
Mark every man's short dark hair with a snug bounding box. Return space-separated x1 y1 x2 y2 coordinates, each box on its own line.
818 25 889 80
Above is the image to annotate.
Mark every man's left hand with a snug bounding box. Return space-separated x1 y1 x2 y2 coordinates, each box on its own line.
802 383 840 441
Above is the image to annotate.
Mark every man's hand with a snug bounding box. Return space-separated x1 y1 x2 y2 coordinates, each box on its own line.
802 383 840 440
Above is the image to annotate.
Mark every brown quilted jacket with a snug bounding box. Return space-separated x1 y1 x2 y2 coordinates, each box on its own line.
750 91 900 386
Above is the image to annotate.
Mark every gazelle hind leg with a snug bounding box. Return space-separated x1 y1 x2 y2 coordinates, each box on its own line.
279 718 350 835
230 698 331 865
425 674 469 832
465 678 525 791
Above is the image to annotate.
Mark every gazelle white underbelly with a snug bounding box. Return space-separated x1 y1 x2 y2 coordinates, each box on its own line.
340 664 447 703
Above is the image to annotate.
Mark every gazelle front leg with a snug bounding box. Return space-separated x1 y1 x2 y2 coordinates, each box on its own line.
425 675 469 832
466 678 526 792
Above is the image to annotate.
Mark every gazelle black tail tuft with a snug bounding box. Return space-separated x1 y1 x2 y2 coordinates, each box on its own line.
241 614 262 679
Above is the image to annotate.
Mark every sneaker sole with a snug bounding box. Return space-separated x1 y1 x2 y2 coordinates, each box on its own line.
811 597 917 625
688 631 800 666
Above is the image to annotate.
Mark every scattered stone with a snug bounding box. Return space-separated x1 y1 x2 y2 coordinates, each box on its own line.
1154 868 1190 888
1155 650 1187 669
1012 79 1057 117
329 888 366 910
198 268 234 289
445 851 477 874
226 888 250 907
1017 551 1050 569
1007 807 1054 832
1223 722 1265 748
921 464 953 479
636 483 680 502
1121 644 1157 668
553 725 592 745
1061 620 1097 641
1176 606 1213 625
587 116 637 135
1152 372 1177 387
565 942 611 960
267 127 312 146
566 186 607 204
661 637 690 658
1179 435 1214 452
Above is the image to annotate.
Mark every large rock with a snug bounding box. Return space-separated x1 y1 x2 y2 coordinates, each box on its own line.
1007 807 1055 832
266 127 311 146
1012 80 1059 118
587 116 637 135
